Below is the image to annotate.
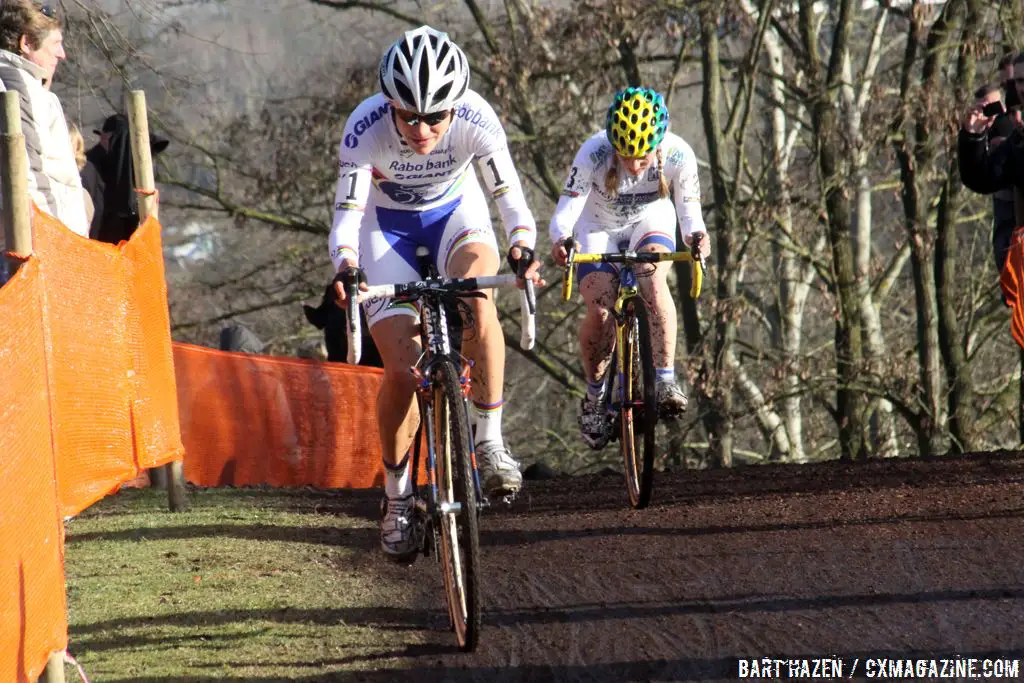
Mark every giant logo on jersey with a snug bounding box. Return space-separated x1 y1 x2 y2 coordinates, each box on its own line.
344 103 390 149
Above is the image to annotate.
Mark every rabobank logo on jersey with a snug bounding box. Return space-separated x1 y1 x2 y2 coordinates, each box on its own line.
454 103 503 138
344 103 390 148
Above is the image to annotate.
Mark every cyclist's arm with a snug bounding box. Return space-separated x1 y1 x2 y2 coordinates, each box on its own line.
477 145 537 249
549 144 596 244
465 96 537 249
328 158 373 271
667 141 707 241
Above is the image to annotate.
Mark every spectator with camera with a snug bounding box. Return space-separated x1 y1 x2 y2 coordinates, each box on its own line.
959 53 1024 276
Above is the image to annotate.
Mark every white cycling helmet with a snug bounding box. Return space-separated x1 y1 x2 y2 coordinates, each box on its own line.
379 25 470 114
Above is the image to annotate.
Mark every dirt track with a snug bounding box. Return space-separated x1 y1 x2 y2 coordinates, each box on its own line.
328 452 1024 682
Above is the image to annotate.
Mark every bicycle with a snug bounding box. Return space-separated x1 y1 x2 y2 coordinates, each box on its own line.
560 234 705 509
342 248 536 651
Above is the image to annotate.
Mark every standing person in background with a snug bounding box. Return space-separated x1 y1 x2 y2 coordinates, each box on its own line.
84 113 169 244
67 122 94 225
0 0 87 237
959 54 1024 280
988 53 1020 275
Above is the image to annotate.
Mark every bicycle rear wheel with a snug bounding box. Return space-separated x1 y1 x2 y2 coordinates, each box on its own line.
619 298 657 509
432 359 482 651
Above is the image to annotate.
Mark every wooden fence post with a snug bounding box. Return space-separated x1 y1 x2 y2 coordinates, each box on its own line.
2 90 68 683
39 653 66 683
126 90 186 512
1 91 31 274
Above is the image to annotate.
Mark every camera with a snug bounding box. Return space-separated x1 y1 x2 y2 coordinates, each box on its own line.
984 100 1006 117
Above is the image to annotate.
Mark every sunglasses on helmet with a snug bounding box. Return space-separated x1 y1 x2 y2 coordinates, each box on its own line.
393 108 450 127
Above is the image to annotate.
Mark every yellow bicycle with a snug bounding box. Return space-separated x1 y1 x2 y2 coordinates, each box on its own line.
561 235 705 509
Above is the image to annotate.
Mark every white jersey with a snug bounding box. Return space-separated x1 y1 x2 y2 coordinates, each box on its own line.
548 130 706 243
329 90 536 270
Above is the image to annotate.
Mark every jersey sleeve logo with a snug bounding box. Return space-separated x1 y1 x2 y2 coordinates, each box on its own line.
454 103 503 138
344 102 390 149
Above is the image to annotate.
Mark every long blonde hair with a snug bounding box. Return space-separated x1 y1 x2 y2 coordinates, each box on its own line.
603 146 669 200
68 122 86 171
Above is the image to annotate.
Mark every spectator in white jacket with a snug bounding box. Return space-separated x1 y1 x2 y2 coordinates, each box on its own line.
0 1 88 238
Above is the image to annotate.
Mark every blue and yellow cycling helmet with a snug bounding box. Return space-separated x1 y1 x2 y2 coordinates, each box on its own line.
605 87 669 158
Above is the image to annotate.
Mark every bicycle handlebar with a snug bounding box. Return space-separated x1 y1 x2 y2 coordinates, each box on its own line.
335 267 363 365
345 273 536 364
561 235 706 301
345 281 361 365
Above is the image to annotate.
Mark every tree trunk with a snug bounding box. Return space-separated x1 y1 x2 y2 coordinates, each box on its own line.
801 0 864 461
841 9 899 458
936 0 983 453
893 1 965 456
759 13 807 462
699 7 735 468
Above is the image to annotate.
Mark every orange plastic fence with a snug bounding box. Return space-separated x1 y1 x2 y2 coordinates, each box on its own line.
0 258 68 683
31 209 184 516
174 343 391 488
1 206 183 681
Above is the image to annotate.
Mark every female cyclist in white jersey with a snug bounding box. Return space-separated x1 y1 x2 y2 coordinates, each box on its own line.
329 25 542 560
549 87 711 450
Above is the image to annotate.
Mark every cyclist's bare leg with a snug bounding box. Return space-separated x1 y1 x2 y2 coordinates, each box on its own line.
445 242 502 411
369 315 422 466
579 271 618 384
636 243 675 369
445 241 523 493
371 314 423 558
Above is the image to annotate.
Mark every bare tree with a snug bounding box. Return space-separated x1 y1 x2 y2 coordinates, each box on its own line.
53 0 1024 471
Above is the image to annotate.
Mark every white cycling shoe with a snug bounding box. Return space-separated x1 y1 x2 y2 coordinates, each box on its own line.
476 440 523 498
380 494 419 561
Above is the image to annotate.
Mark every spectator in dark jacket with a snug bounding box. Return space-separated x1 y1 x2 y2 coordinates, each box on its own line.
965 82 1018 274
958 55 1024 275
84 113 169 244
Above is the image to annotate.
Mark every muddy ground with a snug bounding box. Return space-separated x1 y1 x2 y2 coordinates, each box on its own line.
308 451 1024 682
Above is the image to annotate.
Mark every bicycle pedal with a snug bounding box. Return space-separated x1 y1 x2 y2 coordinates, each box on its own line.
481 492 515 507
497 491 518 505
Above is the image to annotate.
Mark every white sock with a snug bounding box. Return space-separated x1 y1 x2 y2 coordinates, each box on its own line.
656 368 675 385
586 377 606 402
383 452 411 499
471 399 503 445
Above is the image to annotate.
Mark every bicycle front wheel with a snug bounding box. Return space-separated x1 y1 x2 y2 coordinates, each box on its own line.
619 298 657 509
432 359 482 651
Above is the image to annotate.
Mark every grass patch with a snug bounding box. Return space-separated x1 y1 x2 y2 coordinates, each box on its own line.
64 487 425 681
